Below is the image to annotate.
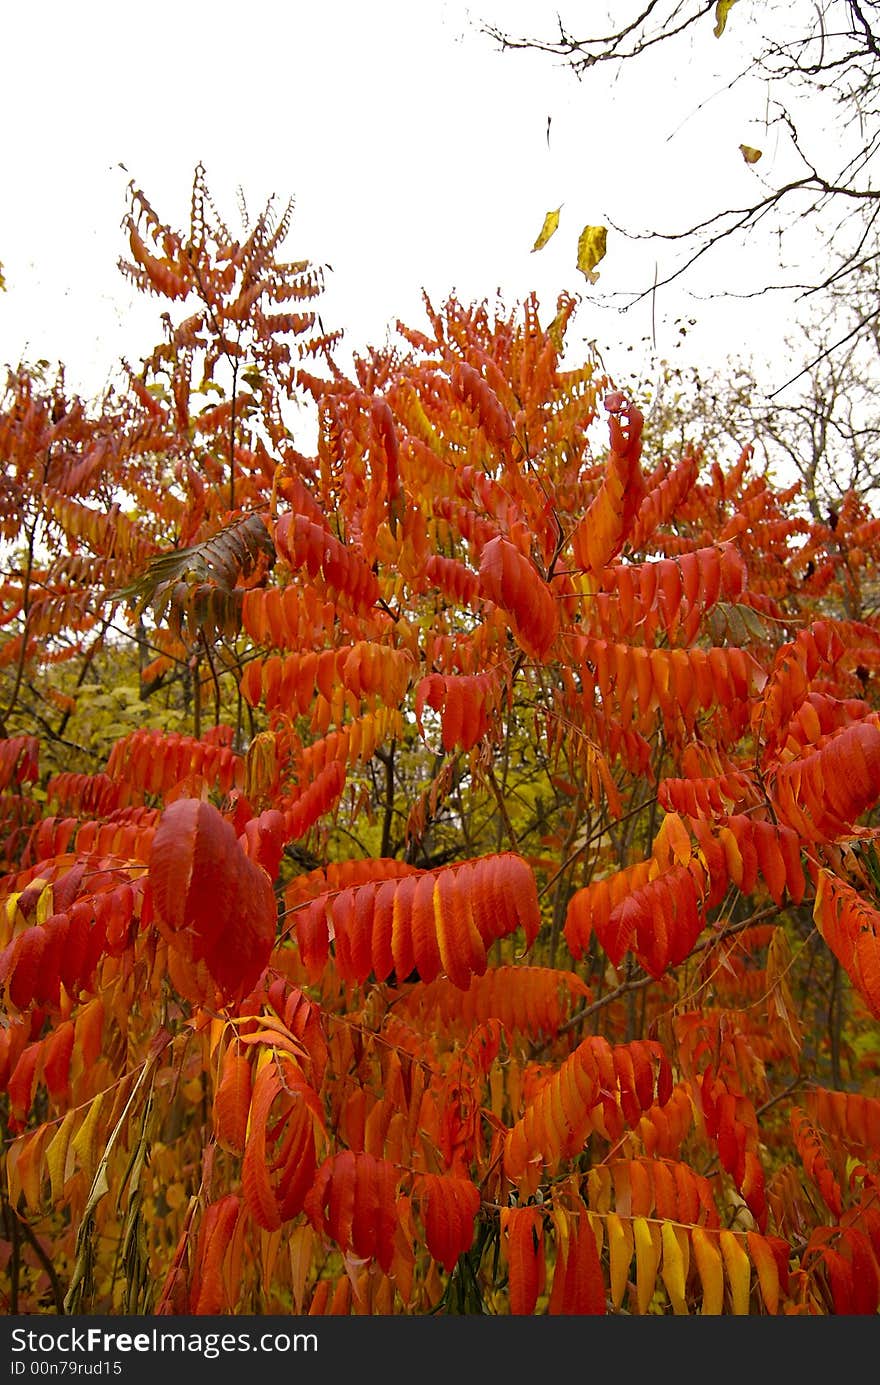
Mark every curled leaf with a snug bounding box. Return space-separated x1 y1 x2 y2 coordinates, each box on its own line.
714 0 738 38
577 225 607 284
532 207 561 252
739 145 763 164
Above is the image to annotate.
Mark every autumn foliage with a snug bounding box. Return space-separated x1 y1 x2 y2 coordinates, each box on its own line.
4 167 880 1316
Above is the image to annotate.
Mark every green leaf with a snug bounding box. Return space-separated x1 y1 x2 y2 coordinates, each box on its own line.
532 207 561 252
108 512 275 641
707 601 773 646
576 225 608 284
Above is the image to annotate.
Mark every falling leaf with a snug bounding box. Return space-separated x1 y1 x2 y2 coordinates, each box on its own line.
576 225 607 284
532 207 561 252
714 0 738 37
740 144 763 164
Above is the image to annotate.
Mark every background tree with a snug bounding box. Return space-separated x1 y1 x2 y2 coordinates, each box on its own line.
617 266 880 523
485 1 880 384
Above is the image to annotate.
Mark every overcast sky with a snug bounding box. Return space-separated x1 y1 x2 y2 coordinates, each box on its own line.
1 1 806 407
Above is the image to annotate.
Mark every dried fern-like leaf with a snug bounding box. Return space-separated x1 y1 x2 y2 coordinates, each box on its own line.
110 512 274 636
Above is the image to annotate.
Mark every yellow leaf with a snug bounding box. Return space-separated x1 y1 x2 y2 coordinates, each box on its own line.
739 144 763 164
546 302 573 352
692 1226 724 1314
71 1091 105 1186
720 1229 752 1314
607 1212 634 1309
587 1210 605 1259
655 811 692 868
181 1077 205 1103
660 1222 690 1315
577 225 608 284
633 1216 661 1315
4 890 22 935
532 207 561 252
46 1110 77 1203
714 0 738 38
586 1165 613 1214
36 882 55 925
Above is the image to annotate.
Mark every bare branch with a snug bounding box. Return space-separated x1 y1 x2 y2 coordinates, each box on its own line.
484 0 880 378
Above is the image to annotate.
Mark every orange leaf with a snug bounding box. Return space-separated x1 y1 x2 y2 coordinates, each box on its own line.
502 1206 544 1315
418 1173 480 1272
213 1046 252 1156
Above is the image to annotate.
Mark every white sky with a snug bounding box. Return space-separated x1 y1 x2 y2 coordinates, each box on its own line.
1 1 813 412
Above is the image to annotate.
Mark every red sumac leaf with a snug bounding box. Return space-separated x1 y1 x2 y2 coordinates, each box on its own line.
149 798 275 1004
